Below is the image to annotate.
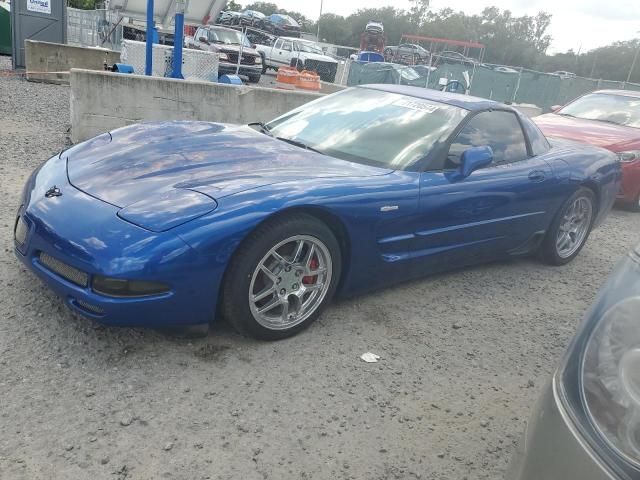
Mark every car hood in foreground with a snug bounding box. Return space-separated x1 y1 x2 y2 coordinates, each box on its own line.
534 113 640 151
65 121 392 209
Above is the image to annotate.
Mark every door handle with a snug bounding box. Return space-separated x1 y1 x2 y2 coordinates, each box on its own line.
528 170 546 182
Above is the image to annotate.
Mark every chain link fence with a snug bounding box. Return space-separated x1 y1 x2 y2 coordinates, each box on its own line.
120 40 219 81
346 53 640 112
67 8 122 51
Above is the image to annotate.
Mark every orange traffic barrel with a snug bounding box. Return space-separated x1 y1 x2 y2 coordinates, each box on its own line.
296 70 321 91
276 66 299 86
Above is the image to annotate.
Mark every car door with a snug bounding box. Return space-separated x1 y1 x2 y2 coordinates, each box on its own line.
398 44 412 60
268 38 282 63
411 109 556 269
193 27 207 51
272 39 292 66
279 39 294 66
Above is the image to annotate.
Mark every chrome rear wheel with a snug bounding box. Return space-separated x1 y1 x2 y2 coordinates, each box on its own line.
556 196 593 259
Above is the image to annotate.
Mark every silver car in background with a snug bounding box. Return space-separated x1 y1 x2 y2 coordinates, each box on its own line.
508 242 640 479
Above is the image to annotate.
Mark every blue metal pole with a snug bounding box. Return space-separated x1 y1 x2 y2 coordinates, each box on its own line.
145 0 154 76
171 12 184 79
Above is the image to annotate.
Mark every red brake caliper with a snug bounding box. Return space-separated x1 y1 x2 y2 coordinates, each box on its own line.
302 256 319 285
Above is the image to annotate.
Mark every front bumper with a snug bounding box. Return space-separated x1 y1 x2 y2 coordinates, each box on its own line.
13 154 219 327
218 63 261 79
507 379 617 480
616 160 640 203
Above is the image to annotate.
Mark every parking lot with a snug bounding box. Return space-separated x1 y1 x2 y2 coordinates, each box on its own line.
1 58 639 480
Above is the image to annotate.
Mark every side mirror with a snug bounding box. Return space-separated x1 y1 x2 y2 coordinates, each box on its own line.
251 44 257 49
459 146 493 178
551 104 562 112
198 36 209 44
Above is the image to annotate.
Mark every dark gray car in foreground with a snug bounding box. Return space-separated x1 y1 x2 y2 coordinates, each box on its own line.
508 242 640 479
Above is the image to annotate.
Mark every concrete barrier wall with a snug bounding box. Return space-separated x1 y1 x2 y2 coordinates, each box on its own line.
26 41 119 85
70 69 333 143
70 68 538 144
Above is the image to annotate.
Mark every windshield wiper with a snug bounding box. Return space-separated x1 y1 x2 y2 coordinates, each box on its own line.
557 113 575 118
275 137 323 154
248 122 273 136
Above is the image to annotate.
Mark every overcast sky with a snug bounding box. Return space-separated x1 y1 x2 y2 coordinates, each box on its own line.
241 0 640 53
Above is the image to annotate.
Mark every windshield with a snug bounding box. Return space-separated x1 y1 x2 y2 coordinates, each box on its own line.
296 41 324 54
278 15 298 26
559 93 640 128
209 28 251 48
265 88 467 169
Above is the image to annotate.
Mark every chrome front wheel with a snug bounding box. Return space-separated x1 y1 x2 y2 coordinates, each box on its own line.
249 235 333 331
555 196 594 259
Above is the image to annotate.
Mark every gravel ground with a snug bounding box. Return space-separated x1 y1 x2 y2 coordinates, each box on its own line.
1 54 640 480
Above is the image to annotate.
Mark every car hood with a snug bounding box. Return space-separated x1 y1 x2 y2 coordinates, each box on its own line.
65 121 391 209
300 52 338 63
211 44 259 57
534 113 640 151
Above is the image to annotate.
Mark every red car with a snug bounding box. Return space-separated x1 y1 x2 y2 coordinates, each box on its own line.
534 89 640 210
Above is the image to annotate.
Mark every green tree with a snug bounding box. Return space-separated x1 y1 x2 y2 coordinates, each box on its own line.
226 0 242 12
316 13 350 44
540 40 640 82
409 0 430 27
345 7 413 46
67 0 97 9
243 2 279 15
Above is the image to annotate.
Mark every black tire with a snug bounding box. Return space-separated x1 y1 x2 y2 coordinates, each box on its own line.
221 213 342 340
259 53 267 74
248 74 261 83
629 194 640 212
539 187 596 265
290 58 304 71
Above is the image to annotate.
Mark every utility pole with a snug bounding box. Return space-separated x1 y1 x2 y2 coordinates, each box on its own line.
627 34 640 83
316 0 323 41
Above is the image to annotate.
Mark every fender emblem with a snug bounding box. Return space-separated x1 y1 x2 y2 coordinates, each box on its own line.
45 186 62 198
380 205 399 212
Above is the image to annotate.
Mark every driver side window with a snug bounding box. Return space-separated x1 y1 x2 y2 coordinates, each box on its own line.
446 111 529 169
281 40 293 51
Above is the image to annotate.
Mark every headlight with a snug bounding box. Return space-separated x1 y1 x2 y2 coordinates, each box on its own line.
583 297 640 466
557 245 640 478
617 151 640 163
218 53 230 62
92 276 170 297
255 56 262 64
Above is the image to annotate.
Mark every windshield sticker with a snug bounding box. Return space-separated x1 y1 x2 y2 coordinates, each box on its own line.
394 98 439 113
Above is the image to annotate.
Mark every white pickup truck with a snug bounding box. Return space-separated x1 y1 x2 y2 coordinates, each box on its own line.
255 37 339 82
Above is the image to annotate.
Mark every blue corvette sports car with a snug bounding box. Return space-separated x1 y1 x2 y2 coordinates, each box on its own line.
15 86 621 339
